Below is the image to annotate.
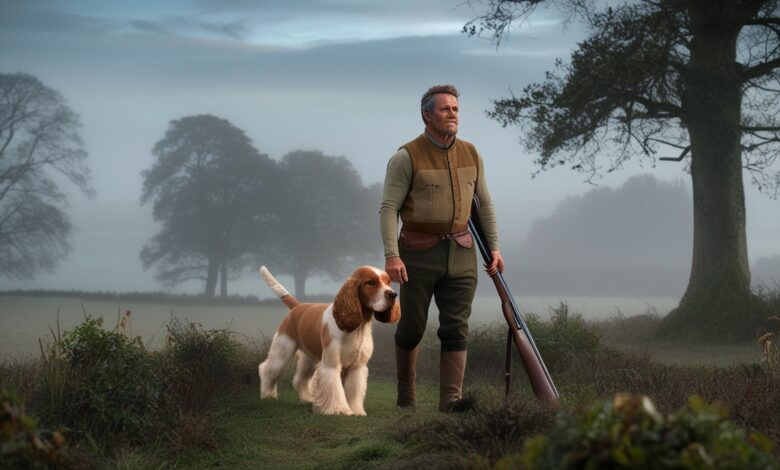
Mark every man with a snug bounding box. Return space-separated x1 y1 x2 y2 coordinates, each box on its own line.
380 84 504 412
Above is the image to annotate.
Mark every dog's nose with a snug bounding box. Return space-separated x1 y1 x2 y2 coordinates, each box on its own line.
387 290 398 299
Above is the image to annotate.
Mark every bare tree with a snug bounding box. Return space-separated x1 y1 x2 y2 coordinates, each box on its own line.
466 0 780 340
0 73 93 279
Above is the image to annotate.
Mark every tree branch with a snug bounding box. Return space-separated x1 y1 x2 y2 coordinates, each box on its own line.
659 146 690 161
744 17 780 27
616 93 683 117
740 57 780 80
741 125 780 132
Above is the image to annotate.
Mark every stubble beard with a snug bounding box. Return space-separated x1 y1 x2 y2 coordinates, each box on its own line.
435 121 458 140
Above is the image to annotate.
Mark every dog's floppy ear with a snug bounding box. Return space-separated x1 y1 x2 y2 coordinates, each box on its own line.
333 278 363 332
374 300 400 324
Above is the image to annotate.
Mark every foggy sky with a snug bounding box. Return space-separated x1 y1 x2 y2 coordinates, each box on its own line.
1 0 778 296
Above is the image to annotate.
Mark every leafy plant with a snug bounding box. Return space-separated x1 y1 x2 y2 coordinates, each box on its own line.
500 394 778 469
1 388 80 469
53 316 159 445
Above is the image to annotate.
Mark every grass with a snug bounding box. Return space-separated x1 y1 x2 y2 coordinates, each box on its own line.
3 293 780 468
149 377 441 469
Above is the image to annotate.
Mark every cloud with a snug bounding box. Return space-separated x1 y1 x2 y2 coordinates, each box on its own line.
0 3 117 34
1 0 569 47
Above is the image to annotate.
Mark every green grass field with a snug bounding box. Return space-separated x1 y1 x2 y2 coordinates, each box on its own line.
2 293 776 468
164 378 437 469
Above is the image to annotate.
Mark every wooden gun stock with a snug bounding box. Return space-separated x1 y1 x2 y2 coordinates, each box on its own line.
469 196 559 404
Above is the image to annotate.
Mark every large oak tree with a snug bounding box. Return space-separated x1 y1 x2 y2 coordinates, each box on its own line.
268 151 380 298
466 0 780 339
141 115 278 297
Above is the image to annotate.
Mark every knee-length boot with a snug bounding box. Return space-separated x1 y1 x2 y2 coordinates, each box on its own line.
439 350 474 412
396 345 418 408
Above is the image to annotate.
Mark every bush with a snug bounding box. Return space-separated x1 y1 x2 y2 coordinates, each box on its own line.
500 394 778 469
1 388 83 469
524 302 602 370
593 307 663 345
40 316 160 446
398 395 556 467
159 318 244 414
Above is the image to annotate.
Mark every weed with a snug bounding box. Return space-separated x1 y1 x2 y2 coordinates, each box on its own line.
759 315 780 369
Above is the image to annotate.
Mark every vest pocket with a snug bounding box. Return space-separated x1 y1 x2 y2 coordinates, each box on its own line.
412 169 451 223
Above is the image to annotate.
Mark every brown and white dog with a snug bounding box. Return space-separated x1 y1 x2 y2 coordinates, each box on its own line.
258 265 400 415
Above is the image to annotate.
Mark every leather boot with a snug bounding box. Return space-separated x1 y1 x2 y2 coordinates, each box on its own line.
396 345 418 408
439 350 474 412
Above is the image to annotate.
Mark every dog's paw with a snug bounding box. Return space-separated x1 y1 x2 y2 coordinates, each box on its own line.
260 388 278 399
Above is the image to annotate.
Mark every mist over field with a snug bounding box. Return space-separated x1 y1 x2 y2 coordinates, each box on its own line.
1 0 778 305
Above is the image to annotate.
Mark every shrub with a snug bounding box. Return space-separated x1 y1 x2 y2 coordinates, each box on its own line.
593 306 663 345
524 302 602 369
1 388 82 469
395 394 556 468
159 318 243 414
500 394 778 469
40 316 160 446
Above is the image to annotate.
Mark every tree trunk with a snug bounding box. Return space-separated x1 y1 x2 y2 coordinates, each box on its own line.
293 268 308 300
658 4 760 341
204 258 219 298
220 260 228 298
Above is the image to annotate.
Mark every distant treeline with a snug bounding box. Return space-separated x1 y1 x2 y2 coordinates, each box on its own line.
0 289 333 306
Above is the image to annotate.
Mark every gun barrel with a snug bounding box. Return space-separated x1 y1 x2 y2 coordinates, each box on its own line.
469 197 559 403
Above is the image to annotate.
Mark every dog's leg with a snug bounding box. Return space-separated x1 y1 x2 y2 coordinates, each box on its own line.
312 347 353 415
344 364 369 416
293 351 316 403
259 333 296 399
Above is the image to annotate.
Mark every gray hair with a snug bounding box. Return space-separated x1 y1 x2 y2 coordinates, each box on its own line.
420 84 459 118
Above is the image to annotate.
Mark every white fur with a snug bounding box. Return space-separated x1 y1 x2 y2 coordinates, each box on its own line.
258 274 387 416
260 266 291 299
259 333 296 399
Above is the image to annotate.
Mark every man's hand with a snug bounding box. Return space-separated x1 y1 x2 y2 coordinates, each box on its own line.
485 250 505 277
385 256 408 285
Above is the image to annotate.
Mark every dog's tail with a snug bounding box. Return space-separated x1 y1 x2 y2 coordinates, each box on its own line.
260 266 301 309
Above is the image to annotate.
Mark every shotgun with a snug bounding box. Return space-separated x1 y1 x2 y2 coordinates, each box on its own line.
468 196 560 404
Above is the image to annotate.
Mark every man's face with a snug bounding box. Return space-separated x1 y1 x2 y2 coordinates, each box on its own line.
425 93 459 137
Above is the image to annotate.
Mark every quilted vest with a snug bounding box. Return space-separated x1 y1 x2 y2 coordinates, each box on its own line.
399 134 479 234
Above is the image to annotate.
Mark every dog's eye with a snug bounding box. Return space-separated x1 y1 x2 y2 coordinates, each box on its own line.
365 280 376 286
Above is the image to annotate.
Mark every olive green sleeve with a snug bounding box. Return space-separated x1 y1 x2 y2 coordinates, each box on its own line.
379 149 412 258
474 150 500 251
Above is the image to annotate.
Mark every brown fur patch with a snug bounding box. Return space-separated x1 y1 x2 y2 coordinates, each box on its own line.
277 303 329 360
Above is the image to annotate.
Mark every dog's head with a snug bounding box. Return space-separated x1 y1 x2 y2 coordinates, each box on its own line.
333 266 400 332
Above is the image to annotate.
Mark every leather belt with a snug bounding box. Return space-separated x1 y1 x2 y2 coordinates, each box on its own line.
399 228 473 251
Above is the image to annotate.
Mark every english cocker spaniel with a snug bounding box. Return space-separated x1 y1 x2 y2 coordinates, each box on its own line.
258 266 400 415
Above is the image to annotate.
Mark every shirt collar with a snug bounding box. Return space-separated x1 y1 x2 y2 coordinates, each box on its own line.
424 130 457 150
